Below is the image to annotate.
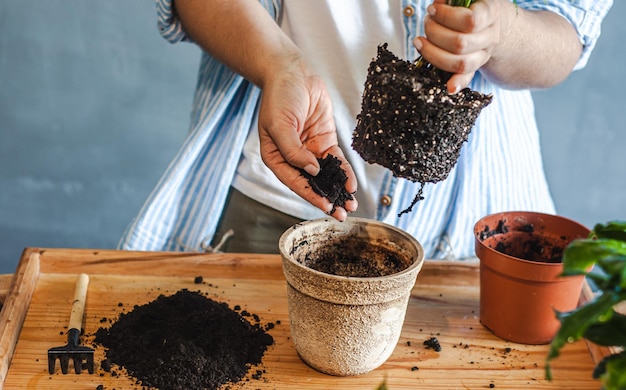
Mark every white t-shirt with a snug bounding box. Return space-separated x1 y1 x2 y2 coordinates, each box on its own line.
125 0 609 257
232 0 406 220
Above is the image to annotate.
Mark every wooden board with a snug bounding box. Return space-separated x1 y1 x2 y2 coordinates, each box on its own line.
0 248 607 389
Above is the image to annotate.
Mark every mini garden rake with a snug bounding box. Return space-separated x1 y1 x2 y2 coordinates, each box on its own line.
47 273 94 374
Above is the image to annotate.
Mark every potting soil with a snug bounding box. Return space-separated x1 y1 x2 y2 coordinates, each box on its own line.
301 238 410 277
478 220 565 263
93 289 274 390
300 154 353 214
352 44 492 215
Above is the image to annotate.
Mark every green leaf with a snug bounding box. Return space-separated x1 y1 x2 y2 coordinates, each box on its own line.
375 379 389 390
593 221 626 242
545 293 619 379
596 256 626 289
596 351 626 390
584 310 626 347
546 220 626 384
562 239 626 284
563 239 626 290
584 271 611 289
561 239 600 274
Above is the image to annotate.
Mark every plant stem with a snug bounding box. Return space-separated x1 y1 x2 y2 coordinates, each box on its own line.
447 0 471 6
446 0 475 7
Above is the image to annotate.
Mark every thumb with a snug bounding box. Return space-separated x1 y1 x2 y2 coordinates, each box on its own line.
446 72 475 94
259 123 321 175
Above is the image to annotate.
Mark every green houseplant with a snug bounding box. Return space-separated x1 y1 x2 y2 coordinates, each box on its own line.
545 221 626 389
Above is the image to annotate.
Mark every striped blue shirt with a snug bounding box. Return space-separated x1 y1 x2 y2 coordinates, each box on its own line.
119 0 612 259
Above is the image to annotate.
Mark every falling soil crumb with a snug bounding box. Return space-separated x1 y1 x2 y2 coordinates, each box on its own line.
300 154 353 215
423 337 442 352
411 366 419 371
193 275 203 284
93 289 274 390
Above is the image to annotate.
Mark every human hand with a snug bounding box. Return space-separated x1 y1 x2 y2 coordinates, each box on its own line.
413 0 503 93
257 61 358 221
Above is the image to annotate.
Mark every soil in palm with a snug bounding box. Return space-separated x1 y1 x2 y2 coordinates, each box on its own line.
300 154 354 215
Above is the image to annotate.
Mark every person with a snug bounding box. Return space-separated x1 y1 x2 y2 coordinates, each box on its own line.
119 0 612 259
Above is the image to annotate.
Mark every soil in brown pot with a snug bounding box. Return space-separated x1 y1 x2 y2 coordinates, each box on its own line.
93 289 274 390
352 43 492 216
478 220 566 263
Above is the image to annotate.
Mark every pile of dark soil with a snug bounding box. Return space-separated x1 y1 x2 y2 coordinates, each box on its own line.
300 154 353 214
93 289 274 390
352 44 492 214
301 238 410 277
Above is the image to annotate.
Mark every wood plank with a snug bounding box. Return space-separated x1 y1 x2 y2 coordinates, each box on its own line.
0 250 40 386
0 248 606 389
0 274 13 301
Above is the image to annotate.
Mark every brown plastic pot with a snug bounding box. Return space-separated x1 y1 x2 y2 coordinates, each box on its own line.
474 211 590 345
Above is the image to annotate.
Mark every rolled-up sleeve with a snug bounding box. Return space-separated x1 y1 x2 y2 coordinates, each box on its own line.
156 0 192 43
155 0 282 44
519 0 613 70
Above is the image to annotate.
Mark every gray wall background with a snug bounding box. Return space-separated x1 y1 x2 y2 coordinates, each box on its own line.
0 1 624 274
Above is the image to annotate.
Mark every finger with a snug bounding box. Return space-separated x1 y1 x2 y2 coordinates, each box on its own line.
260 125 321 175
415 35 489 75
423 13 495 56
447 72 476 94
427 1 491 34
328 207 348 222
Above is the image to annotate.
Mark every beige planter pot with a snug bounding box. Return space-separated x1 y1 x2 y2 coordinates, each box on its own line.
279 217 425 376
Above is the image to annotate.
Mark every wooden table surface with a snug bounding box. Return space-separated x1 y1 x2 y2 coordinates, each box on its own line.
0 247 606 389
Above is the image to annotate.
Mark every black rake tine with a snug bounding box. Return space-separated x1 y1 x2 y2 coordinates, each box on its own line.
60 355 69 375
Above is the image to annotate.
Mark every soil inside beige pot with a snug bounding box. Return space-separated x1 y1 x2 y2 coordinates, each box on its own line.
298 238 411 277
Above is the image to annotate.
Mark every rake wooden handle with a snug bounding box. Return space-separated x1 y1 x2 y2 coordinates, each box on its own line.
67 273 89 331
